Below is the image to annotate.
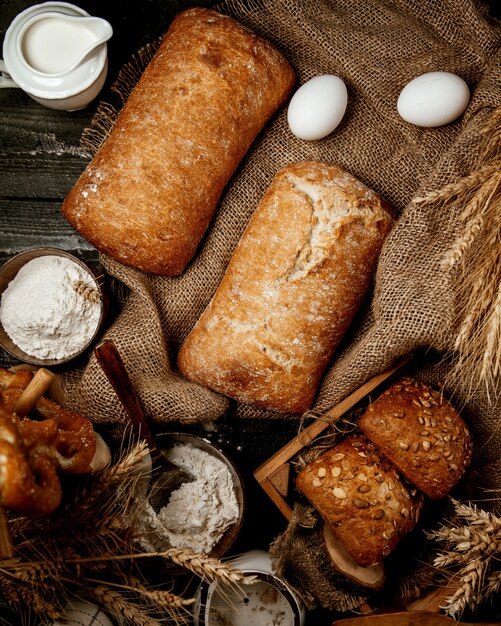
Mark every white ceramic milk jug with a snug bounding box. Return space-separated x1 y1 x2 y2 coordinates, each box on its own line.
0 2 112 110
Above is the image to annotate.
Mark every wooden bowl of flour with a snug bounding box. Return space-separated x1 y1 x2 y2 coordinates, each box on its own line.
0 248 108 367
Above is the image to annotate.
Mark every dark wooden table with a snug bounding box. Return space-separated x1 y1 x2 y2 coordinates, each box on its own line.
1 2 500 625
0 2 334 624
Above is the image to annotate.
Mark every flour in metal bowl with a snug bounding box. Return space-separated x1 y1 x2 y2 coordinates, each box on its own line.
138 443 240 555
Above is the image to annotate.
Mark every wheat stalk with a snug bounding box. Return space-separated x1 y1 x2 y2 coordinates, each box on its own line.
18 587 61 620
0 440 248 625
126 576 195 626
89 585 163 626
87 575 195 626
441 213 483 270
165 547 256 586
128 576 195 608
420 104 501 401
428 499 501 617
414 161 501 205
0 575 62 620
441 557 488 618
76 439 150 506
483 569 501 599
4 558 63 583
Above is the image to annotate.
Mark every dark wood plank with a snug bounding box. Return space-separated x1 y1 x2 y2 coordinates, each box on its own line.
0 97 91 198
0 199 99 266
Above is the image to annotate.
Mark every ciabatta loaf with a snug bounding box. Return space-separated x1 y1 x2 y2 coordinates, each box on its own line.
61 8 295 275
178 161 394 413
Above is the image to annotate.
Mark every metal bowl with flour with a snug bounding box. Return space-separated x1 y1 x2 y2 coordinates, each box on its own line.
137 432 245 561
194 550 306 625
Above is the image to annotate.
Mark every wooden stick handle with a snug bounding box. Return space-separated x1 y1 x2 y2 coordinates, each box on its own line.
0 506 14 558
94 340 156 449
407 582 460 612
94 340 191 482
13 367 55 417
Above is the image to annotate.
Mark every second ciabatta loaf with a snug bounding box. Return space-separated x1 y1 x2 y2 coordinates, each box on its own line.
61 8 295 275
178 161 395 413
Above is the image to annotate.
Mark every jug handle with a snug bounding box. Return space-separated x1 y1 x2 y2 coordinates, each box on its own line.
0 60 19 88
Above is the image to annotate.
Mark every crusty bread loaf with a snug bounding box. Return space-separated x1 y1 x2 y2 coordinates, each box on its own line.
358 378 473 499
296 435 424 567
61 8 295 275
177 161 394 413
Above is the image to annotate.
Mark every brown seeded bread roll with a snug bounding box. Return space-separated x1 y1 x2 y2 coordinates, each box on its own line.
321 522 385 590
177 161 394 413
358 378 473 499
61 8 295 275
296 435 424 567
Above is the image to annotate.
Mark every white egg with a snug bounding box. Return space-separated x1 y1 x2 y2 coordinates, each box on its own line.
287 75 348 140
397 71 470 128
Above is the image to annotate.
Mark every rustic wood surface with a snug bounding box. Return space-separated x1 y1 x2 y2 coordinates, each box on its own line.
1 1 500 625
0 4 323 623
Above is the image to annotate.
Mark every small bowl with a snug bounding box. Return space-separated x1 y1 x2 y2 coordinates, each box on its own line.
194 550 306 625
154 432 245 560
0 247 108 367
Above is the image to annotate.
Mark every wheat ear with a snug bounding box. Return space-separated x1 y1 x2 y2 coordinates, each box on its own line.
127 576 195 608
414 161 501 205
164 547 256 586
426 104 501 401
429 499 501 617
89 586 162 626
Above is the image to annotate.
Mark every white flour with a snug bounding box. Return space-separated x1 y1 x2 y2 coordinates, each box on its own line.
0 255 101 359
138 444 239 555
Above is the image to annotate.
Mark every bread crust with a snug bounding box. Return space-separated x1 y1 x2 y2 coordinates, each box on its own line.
61 8 295 275
178 161 394 413
296 435 423 567
359 378 473 499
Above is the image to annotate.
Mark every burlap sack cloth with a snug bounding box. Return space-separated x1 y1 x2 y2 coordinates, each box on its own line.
63 0 501 612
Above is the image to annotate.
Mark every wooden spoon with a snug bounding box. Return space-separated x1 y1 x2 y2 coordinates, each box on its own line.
331 612 500 626
94 340 193 500
13 367 55 416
